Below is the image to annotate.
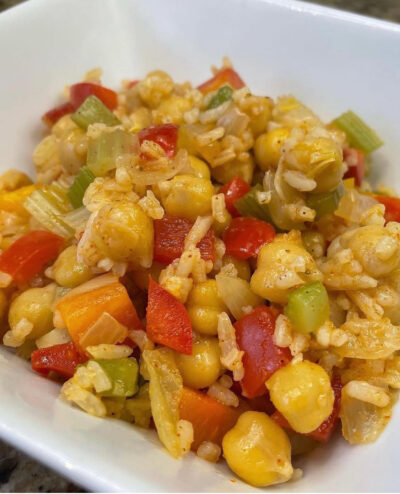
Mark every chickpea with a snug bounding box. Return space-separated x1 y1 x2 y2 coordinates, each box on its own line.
254 127 290 171
348 225 400 278
92 201 154 268
186 280 228 335
160 175 213 221
129 107 152 133
9 284 55 340
187 155 211 179
222 411 293 487
137 70 174 108
153 96 192 125
51 115 77 138
286 136 343 193
266 361 334 434
212 156 254 185
51 245 92 288
221 255 251 281
58 128 87 175
130 262 164 290
175 337 221 389
250 231 322 304
248 98 273 138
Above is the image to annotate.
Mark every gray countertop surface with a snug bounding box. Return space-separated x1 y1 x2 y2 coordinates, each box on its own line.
0 0 399 492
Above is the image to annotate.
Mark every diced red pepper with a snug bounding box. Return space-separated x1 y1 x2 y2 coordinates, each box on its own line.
223 217 275 260
138 124 179 158
197 68 246 95
31 342 87 378
343 148 364 187
271 373 343 442
0 231 63 286
219 176 251 217
128 80 139 88
42 102 75 126
375 195 400 223
146 278 193 354
234 306 291 398
153 215 215 264
69 82 118 111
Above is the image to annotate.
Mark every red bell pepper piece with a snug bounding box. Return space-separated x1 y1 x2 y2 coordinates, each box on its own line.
375 195 400 223
146 278 193 354
31 342 87 379
271 373 343 442
42 102 75 126
128 80 139 88
197 68 246 95
219 176 251 217
0 231 63 286
138 124 179 158
69 82 118 111
343 148 364 186
223 217 275 260
234 306 291 398
153 215 215 264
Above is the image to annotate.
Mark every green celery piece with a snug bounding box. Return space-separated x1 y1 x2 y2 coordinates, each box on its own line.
67 167 96 209
97 358 139 398
234 183 273 223
87 129 136 177
333 110 383 154
285 281 330 334
125 383 151 428
71 95 121 130
306 182 345 220
208 85 233 110
23 187 74 238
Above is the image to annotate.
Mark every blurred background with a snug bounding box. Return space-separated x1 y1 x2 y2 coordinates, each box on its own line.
0 0 399 492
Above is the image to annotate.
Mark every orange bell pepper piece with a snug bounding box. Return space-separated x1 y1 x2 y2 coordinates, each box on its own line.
197 68 245 95
179 387 242 449
57 282 142 352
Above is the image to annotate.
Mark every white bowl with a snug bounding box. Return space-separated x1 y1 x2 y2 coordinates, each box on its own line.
1 0 400 491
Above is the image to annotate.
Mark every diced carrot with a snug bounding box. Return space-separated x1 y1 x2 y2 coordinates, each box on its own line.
197 68 246 95
179 387 242 449
57 282 142 353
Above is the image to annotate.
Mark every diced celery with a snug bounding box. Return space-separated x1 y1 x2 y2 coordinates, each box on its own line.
333 110 383 154
71 95 121 130
234 184 273 223
208 85 233 110
284 281 330 334
97 357 139 398
24 186 74 238
60 206 91 231
125 383 151 428
67 167 95 208
306 182 345 220
87 129 136 177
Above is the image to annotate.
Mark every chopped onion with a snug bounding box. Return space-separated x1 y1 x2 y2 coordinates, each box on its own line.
79 312 128 350
216 273 263 320
128 148 188 186
36 328 71 349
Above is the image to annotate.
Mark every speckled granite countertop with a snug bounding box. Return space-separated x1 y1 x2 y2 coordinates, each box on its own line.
0 0 399 492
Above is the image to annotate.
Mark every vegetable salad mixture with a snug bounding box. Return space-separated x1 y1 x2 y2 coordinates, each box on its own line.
1 59 399 487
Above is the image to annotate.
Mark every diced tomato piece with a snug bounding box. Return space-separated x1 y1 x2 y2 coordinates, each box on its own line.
271 373 343 442
42 102 75 126
219 176 251 217
197 68 246 95
223 217 275 260
138 124 179 158
31 342 87 379
375 195 400 223
69 82 118 110
343 148 365 186
234 306 291 398
0 231 63 286
153 215 215 264
146 278 192 354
